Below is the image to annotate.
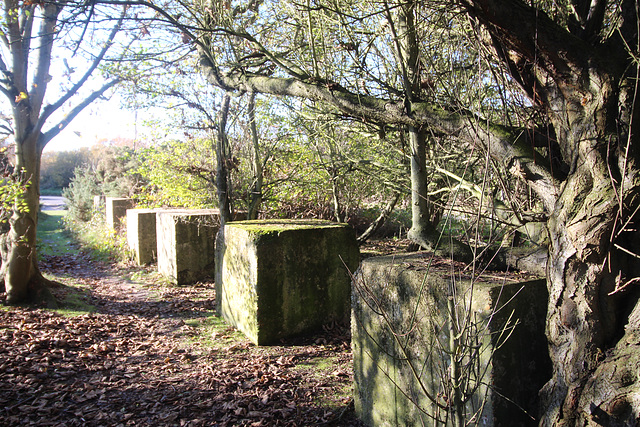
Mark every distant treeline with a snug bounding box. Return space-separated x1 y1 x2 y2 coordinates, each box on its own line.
41 138 142 193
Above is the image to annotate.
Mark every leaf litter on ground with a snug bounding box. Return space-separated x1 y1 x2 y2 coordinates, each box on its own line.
1 248 364 426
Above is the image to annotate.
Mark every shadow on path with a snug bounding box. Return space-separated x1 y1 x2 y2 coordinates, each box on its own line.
2 211 363 427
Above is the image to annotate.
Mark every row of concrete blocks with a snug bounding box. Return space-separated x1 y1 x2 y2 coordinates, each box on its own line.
106 197 550 426
103 197 219 284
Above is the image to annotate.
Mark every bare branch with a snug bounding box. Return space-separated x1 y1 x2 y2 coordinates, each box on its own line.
40 78 120 150
29 4 61 120
37 7 126 128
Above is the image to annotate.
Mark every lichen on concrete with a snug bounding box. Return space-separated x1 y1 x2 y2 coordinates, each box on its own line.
156 209 222 285
352 252 551 426
216 219 360 345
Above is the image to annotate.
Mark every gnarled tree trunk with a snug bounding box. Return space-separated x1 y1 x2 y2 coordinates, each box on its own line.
462 1 640 424
539 68 640 427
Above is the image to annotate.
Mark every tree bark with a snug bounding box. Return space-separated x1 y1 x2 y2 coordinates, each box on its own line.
247 92 263 220
3 132 57 307
541 129 624 426
4 132 40 303
216 93 233 225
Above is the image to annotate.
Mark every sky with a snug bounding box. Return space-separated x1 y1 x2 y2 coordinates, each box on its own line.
45 100 140 152
4 6 203 154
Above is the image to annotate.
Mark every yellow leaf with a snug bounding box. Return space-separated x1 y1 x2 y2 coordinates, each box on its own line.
14 92 28 103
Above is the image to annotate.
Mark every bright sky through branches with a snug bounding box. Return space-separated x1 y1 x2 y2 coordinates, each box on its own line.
45 97 140 152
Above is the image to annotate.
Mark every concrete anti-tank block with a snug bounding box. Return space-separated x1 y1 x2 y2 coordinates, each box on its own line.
215 219 360 345
106 197 134 230
156 209 223 285
352 252 551 426
127 208 161 265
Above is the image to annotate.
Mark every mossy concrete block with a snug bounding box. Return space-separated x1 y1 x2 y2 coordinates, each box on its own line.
352 253 551 426
106 197 134 230
216 219 360 345
127 208 160 265
156 209 223 285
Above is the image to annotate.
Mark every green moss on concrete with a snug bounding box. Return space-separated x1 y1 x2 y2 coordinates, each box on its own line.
352 253 551 426
230 219 348 236
216 219 360 345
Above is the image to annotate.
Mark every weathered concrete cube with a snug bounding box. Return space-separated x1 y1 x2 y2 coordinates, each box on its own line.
106 197 134 230
127 208 160 265
156 209 222 285
216 219 360 345
352 253 551 426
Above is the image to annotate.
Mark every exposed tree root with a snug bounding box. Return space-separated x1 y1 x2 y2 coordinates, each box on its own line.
2 268 60 308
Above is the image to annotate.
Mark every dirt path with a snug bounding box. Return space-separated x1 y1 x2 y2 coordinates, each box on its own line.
1 252 362 426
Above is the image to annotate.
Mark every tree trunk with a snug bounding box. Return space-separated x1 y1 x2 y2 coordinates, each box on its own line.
357 191 400 244
395 3 474 261
330 171 345 223
0 4 121 306
406 127 442 246
538 64 640 427
4 132 56 307
456 2 640 422
541 159 620 425
406 127 473 260
247 92 263 220
540 142 640 425
216 93 233 225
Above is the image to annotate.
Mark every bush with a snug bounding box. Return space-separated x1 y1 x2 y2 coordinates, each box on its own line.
135 139 217 209
62 146 144 223
63 209 132 264
62 165 100 222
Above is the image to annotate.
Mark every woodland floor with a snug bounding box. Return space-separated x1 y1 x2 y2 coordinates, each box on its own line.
0 228 412 426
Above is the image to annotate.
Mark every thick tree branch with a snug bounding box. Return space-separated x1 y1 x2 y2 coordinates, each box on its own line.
4 1 28 96
38 8 125 128
40 78 120 150
18 5 34 77
29 4 60 121
204 69 560 210
459 0 602 94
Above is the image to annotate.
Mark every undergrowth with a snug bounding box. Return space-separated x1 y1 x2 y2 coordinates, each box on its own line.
62 210 132 264
38 211 75 258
